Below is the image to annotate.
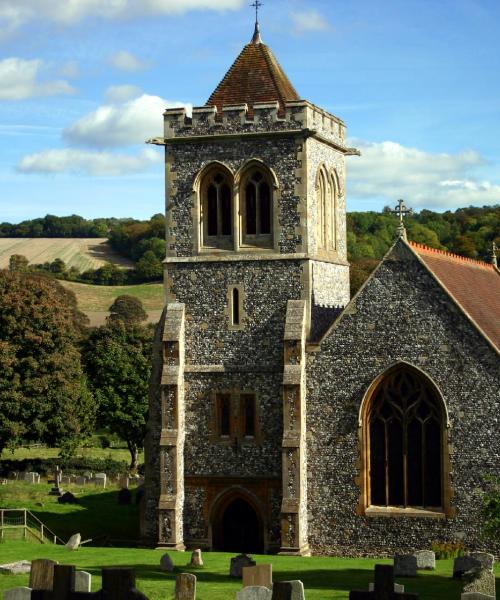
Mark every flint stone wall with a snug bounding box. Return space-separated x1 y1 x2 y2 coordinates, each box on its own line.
306 241 500 556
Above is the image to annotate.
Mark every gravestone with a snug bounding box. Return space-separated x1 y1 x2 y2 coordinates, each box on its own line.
236 587 272 600
461 593 495 600
61 476 72 485
119 476 130 489
414 550 435 571
83 471 93 479
75 476 87 486
65 532 82 550
160 553 174 572
189 549 203 567
469 553 495 572
49 466 63 496
58 491 79 504
462 569 496 598
369 583 405 593
394 555 417 577
271 582 293 600
349 565 419 599
3 587 32 600
94 473 107 488
243 565 273 589
24 472 40 484
29 559 58 590
75 571 92 593
175 572 196 600
0 560 32 574
230 554 256 578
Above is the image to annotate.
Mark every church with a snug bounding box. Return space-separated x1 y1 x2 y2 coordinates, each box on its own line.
143 21 500 556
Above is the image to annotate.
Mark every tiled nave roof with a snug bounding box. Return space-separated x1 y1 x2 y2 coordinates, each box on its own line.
410 242 500 351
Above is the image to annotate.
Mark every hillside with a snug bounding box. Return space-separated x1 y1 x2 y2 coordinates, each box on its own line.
60 280 164 326
0 238 133 271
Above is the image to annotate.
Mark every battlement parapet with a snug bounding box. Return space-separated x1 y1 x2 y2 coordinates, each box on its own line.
163 100 346 145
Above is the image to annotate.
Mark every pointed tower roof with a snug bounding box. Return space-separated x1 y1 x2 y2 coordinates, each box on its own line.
206 30 300 118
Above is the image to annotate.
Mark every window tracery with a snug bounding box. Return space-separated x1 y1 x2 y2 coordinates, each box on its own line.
242 169 273 246
201 169 233 247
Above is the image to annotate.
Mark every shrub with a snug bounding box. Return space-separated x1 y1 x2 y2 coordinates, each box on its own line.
431 541 465 559
482 476 500 541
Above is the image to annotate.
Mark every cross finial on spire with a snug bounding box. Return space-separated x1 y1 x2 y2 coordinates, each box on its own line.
390 199 413 241
492 241 498 268
251 0 263 44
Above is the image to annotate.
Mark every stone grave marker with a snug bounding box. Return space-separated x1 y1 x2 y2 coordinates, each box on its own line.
3 587 32 600
230 554 256 578
29 559 58 590
369 583 404 593
75 570 92 593
462 569 496 598
65 532 82 550
243 565 273 589
83 471 93 479
189 549 203 567
24 471 40 484
94 473 107 488
0 560 32 574
61 476 72 485
394 554 417 577
271 582 294 600
414 550 435 570
236 587 272 600
469 553 494 572
175 572 196 600
160 552 174 572
461 593 495 600
119 476 130 489
349 564 419 599
75 476 87 486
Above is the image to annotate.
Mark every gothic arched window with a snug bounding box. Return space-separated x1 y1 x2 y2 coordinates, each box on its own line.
366 366 444 509
201 169 233 248
316 167 338 252
242 170 273 247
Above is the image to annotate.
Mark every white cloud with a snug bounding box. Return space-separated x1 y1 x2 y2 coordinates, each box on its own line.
0 0 243 28
59 60 80 79
105 84 142 103
348 140 500 209
0 58 75 100
109 51 149 73
17 147 161 176
63 94 191 148
290 10 330 34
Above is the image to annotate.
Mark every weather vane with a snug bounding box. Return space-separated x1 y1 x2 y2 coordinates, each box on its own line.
390 199 413 241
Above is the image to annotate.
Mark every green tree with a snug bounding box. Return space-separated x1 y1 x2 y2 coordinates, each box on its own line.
83 321 152 470
108 295 148 325
0 271 94 455
482 477 500 541
9 254 29 272
136 250 163 281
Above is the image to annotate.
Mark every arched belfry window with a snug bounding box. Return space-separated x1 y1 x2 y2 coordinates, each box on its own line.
366 366 444 509
316 167 338 252
201 168 233 248
241 169 273 247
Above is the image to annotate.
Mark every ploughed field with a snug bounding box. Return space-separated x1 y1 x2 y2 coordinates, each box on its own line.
1 543 498 599
0 238 133 271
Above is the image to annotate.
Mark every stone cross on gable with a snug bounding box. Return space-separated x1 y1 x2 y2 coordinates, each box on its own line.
391 199 413 241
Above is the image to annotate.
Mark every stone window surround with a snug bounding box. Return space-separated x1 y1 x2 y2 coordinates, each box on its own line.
356 361 455 519
226 283 247 331
194 159 281 254
210 389 262 446
315 164 339 254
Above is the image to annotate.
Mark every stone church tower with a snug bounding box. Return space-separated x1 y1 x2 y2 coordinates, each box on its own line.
144 24 359 555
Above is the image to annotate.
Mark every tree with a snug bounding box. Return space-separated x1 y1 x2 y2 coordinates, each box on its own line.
482 477 500 541
0 271 95 455
136 250 163 281
108 295 148 325
9 254 29 272
83 320 152 470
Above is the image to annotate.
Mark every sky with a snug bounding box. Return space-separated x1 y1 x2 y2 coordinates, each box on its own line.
0 0 499 223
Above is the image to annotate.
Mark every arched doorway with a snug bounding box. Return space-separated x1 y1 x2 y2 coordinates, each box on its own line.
212 495 264 553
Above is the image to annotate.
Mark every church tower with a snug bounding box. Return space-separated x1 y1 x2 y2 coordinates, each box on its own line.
145 22 358 555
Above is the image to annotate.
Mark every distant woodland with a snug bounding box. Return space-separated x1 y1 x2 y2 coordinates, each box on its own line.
1 206 498 292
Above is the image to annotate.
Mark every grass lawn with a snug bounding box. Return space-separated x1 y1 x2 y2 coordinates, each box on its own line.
2 543 497 600
0 446 143 465
60 281 163 313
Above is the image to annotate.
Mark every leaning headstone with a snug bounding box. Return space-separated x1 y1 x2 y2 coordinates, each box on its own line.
236 587 272 600
3 587 32 600
462 569 496 598
243 565 273 589
160 553 174 572
394 554 418 577
469 553 494 572
29 559 58 590
0 560 32 574
414 550 435 571
175 572 196 600
461 593 495 600
189 549 203 567
75 570 92 593
230 554 256 578
65 532 82 550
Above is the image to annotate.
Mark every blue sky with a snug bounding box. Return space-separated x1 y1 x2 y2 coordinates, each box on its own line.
0 0 499 222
